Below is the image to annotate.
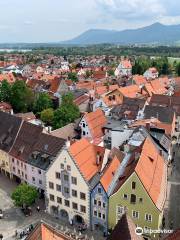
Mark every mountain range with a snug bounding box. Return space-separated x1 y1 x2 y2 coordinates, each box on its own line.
61 22 180 45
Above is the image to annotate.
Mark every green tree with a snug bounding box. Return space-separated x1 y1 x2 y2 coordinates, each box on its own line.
176 63 180 76
11 183 38 207
68 72 78 82
40 108 54 125
0 80 12 102
34 93 53 113
53 93 80 129
10 80 34 113
107 69 114 76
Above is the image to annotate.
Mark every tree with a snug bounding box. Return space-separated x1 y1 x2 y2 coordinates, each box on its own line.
11 183 38 207
10 80 34 113
53 93 80 129
107 69 114 76
68 72 78 82
0 80 12 102
176 63 180 76
40 108 54 125
34 93 53 113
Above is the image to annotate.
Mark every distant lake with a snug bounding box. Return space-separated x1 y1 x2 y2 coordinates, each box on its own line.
0 49 32 52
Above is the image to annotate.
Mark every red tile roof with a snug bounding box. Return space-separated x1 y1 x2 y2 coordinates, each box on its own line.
164 229 180 240
69 138 105 181
101 155 121 192
84 109 107 139
135 137 167 210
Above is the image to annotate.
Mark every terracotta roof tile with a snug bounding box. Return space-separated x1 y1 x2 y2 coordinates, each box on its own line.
84 109 107 139
69 138 105 181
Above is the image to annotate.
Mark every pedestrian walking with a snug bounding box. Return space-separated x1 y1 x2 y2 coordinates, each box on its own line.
36 206 40 212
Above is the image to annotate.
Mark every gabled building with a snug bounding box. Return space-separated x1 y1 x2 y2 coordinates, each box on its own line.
46 138 105 226
114 60 132 77
79 109 107 140
27 133 65 192
91 148 124 234
108 136 167 240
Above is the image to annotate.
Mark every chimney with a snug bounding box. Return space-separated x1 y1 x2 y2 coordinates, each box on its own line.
66 136 71 148
146 122 150 131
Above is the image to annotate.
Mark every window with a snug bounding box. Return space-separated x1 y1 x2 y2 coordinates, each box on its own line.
17 160 19 166
130 194 136 204
94 211 97 216
61 163 64 169
116 206 124 223
102 214 106 220
49 182 54 189
64 200 70 207
32 177 35 182
98 212 101 218
98 188 102 194
22 172 24 177
38 170 41 175
72 202 78 210
123 194 128 200
56 184 61 192
94 199 97 205
49 194 54 201
83 131 86 136
18 169 20 174
103 202 106 208
31 167 34 172
83 123 86 128
24 164 26 170
64 187 69 194
39 180 42 185
145 214 152 222
98 201 101 207
13 167 15 172
72 189 77 197
132 181 136 190
67 165 71 171
57 197 62 204
132 211 139 219
12 158 14 163
21 162 23 167
64 175 69 181
25 174 27 179
72 177 77 185
80 205 86 213
56 172 61 179
139 198 143 203
80 192 86 200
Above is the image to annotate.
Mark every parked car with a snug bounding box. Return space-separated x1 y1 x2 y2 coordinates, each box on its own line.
0 209 3 219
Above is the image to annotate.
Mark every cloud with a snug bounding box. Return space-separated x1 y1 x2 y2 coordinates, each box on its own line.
95 0 166 20
24 21 33 25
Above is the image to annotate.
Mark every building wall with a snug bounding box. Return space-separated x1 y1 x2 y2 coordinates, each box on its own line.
108 172 162 239
91 183 108 233
0 150 11 177
46 148 90 225
79 118 92 138
26 163 46 191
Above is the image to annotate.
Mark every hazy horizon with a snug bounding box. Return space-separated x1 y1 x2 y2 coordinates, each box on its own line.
0 0 180 43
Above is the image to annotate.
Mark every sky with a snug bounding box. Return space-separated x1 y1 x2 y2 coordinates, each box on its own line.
0 0 180 43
